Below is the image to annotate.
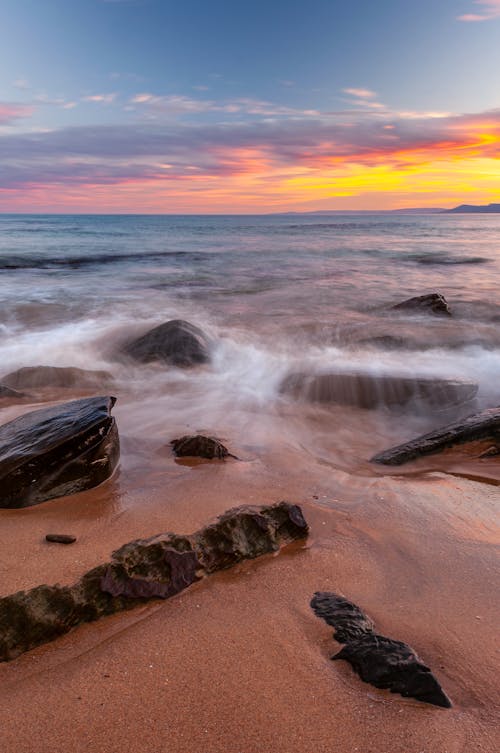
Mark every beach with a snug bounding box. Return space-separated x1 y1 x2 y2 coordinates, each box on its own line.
0 213 499 752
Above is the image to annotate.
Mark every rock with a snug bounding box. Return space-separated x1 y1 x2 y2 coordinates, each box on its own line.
391 293 451 316
0 396 120 509
311 591 451 708
2 365 113 390
310 592 374 642
333 634 451 708
0 385 26 399
371 405 500 465
0 501 308 661
280 372 477 411
45 534 77 544
171 435 237 460
122 319 211 367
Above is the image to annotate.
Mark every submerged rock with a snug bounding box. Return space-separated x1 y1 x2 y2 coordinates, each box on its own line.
0 501 308 661
122 319 211 367
280 371 477 411
0 395 120 509
2 365 113 390
0 384 26 399
171 435 237 460
391 293 451 316
311 591 451 708
372 405 500 465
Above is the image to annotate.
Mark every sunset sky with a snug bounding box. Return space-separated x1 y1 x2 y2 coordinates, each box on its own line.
1 0 499 213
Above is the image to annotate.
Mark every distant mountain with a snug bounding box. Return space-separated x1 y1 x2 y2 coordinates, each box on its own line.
445 203 500 214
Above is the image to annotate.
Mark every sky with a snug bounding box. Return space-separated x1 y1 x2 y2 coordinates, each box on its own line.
0 0 499 213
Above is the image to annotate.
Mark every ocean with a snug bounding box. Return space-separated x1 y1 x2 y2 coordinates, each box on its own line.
1 214 499 748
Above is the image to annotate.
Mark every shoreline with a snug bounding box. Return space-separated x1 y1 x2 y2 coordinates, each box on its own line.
0 404 498 752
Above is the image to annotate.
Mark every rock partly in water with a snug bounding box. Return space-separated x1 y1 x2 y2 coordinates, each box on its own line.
311 591 451 708
391 293 451 316
2 365 113 390
0 396 120 509
0 502 308 661
171 435 237 460
122 319 211 367
280 371 477 412
371 405 500 465
45 534 77 545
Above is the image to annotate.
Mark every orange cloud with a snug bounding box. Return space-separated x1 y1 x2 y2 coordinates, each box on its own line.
0 109 498 212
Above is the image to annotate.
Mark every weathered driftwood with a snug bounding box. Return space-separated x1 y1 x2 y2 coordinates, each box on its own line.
371 405 500 465
311 592 451 707
0 502 308 662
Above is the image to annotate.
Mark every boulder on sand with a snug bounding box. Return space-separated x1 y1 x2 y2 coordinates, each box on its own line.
391 292 451 316
121 319 211 367
371 405 500 465
1 365 113 390
0 501 308 661
280 371 477 412
311 591 451 708
0 396 120 509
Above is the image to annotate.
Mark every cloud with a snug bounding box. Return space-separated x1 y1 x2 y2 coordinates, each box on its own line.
342 88 377 99
0 102 34 124
458 0 500 20
0 106 498 210
128 93 320 117
82 93 117 104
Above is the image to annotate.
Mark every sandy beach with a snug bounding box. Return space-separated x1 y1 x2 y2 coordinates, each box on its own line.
1 391 499 753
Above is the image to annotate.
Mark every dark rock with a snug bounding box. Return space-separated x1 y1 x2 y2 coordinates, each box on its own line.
0 396 120 509
391 293 451 316
334 633 452 708
311 591 451 708
310 592 374 643
0 384 26 399
371 405 500 465
122 319 211 367
0 501 308 661
280 372 477 411
2 366 113 390
45 534 77 544
171 435 237 460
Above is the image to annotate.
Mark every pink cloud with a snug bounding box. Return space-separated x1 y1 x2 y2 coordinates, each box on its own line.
458 0 500 21
0 103 34 124
342 88 377 99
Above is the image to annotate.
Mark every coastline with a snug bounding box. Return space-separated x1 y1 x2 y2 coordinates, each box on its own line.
0 398 498 753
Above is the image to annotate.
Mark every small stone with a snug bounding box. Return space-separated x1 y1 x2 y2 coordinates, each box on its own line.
45 534 77 544
170 434 237 460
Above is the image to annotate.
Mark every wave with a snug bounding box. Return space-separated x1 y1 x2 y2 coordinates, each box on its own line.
0 250 207 270
409 253 490 265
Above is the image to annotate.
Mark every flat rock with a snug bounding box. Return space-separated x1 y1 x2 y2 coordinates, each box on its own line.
0 395 120 509
372 405 500 465
171 435 237 459
311 591 451 708
0 501 308 661
45 534 77 544
391 293 451 316
280 371 477 411
122 319 211 367
1 366 113 390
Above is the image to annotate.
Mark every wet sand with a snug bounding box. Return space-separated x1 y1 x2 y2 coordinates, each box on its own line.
0 396 499 753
